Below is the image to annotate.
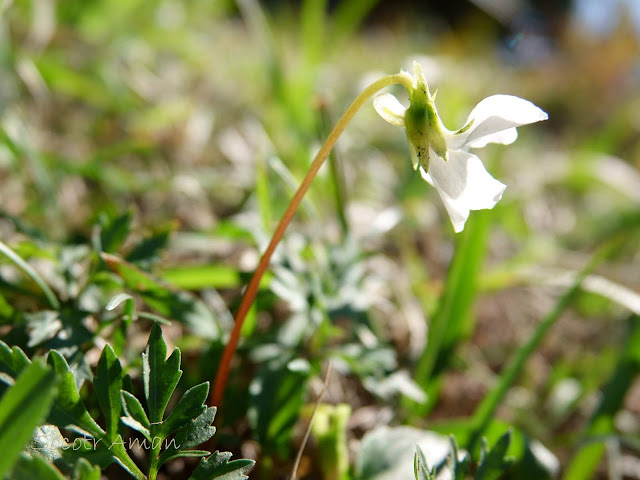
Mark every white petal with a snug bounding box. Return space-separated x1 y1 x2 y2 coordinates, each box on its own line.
467 127 518 148
420 149 506 232
448 95 547 150
373 93 406 126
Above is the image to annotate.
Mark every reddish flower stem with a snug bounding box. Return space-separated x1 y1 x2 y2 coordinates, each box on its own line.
209 72 413 408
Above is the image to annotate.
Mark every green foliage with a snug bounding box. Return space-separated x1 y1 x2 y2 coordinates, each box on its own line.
189 451 255 480
413 210 490 414
0 325 254 479
0 359 57 478
248 357 310 456
10 452 67 480
413 445 436 480
474 432 515 480
563 315 640 480
105 254 221 339
2 0 640 478
143 323 183 425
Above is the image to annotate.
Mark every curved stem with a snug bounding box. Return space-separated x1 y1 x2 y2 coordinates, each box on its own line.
210 72 413 408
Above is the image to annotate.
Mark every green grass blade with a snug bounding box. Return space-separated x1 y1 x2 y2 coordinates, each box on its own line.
0 240 60 309
301 0 327 67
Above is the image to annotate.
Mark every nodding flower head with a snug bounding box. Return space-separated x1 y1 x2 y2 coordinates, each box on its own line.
374 62 548 232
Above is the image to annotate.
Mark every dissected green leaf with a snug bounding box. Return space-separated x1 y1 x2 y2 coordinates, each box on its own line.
98 211 132 253
173 406 217 450
158 382 209 438
10 452 66 480
46 350 104 438
143 322 182 424
121 390 151 432
189 451 255 480
94 344 124 442
158 407 217 467
126 228 171 269
0 340 31 378
0 359 57 478
103 253 220 339
474 431 514 480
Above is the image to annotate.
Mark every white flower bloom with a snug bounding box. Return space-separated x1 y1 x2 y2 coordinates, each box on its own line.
374 63 548 232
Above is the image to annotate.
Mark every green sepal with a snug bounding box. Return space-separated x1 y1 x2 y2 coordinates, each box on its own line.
404 62 448 172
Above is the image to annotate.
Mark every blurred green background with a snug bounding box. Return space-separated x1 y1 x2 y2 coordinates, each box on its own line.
1 0 639 479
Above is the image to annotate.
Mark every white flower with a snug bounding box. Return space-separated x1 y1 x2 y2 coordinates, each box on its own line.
374 63 548 232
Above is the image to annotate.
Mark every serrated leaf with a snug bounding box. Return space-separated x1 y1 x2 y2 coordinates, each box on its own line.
158 407 217 468
143 323 182 424
0 359 57 478
73 458 101 480
46 351 104 438
120 416 151 440
10 452 66 480
121 390 150 430
121 390 151 440
189 451 255 480
474 432 514 480
159 382 209 438
0 340 31 377
94 344 124 441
